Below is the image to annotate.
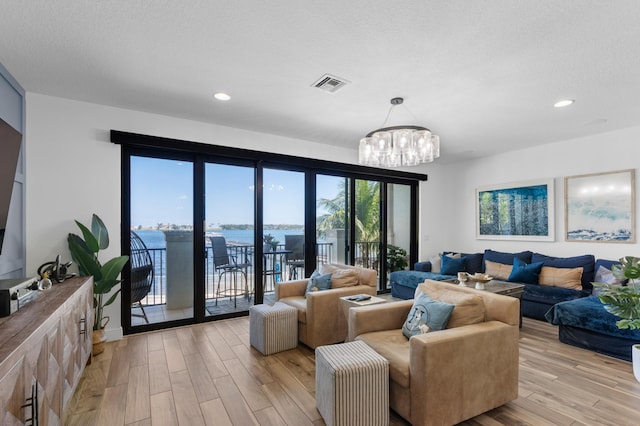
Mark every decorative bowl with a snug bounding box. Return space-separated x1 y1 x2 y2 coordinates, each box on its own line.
469 273 493 284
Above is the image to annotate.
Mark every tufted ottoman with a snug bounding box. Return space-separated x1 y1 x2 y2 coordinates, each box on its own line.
249 302 298 355
315 340 389 426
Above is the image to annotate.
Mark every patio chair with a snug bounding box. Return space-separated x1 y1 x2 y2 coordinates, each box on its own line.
284 234 305 279
130 230 154 323
210 235 252 307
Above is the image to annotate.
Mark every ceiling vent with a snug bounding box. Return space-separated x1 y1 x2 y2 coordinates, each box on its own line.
312 74 350 93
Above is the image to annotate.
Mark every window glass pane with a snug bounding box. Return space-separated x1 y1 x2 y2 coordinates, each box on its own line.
130 156 194 326
205 163 255 316
316 175 350 267
387 183 411 281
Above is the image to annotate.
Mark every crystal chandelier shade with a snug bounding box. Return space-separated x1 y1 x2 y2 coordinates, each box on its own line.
358 98 440 167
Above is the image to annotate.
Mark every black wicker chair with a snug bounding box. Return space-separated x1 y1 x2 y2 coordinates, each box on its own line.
130 231 154 323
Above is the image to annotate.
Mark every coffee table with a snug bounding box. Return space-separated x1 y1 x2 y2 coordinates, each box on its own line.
444 279 525 327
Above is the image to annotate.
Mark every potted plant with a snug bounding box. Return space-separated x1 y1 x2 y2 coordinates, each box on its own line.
387 244 408 272
67 214 129 355
263 233 280 252
592 256 640 381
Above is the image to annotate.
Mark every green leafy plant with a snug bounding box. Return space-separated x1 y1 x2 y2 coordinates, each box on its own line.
593 256 640 330
387 244 408 272
263 233 280 250
68 214 129 330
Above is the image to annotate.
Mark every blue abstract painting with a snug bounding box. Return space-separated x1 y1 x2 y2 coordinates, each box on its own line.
565 169 635 242
477 179 554 241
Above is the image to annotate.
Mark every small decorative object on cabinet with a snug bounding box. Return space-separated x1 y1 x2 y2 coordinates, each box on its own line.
0 276 93 424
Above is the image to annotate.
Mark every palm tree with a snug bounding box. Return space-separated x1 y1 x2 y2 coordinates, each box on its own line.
317 180 380 268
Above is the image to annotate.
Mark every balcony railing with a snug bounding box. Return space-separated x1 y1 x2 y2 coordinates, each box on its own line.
139 242 336 306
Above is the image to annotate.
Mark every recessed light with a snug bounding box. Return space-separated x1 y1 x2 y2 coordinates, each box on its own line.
214 92 231 101
554 99 574 108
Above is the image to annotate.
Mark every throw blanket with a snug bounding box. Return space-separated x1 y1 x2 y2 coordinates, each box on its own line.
545 296 640 339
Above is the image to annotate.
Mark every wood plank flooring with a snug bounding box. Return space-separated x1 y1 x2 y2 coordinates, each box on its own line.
65 317 640 426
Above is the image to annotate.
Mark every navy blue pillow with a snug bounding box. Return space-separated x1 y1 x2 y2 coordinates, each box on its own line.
508 257 544 284
531 253 595 289
462 253 484 274
441 255 466 275
484 249 532 266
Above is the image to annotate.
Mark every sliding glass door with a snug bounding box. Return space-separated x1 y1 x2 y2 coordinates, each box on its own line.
204 163 255 317
129 156 195 327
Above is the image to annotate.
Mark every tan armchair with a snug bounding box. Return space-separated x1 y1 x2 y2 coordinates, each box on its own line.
349 280 520 426
275 263 377 349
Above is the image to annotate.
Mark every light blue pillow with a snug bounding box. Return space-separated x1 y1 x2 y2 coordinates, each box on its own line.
507 257 544 284
305 270 332 296
402 292 455 339
441 255 466 275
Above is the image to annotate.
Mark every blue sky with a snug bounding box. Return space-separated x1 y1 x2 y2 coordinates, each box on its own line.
130 156 342 227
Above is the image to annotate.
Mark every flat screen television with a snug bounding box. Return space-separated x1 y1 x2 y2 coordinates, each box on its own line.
0 116 22 255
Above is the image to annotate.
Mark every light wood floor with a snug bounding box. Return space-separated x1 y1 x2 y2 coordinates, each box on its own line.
65 317 640 426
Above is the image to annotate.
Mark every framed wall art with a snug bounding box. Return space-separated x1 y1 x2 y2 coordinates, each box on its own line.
476 178 554 241
565 169 635 243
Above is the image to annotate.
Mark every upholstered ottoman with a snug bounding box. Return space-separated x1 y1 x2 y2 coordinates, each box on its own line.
315 340 389 426
249 302 298 355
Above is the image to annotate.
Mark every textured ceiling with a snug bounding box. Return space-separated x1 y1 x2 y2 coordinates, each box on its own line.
2 1 640 164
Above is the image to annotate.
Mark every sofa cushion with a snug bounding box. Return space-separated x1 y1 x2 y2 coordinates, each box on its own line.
531 253 595 289
402 292 455 338
429 255 441 273
355 329 410 388
441 255 467 275
305 270 332 296
521 284 588 305
546 296 640 340
417 284 485 328
508 257 544 284
484 260 513 280
443 251 484 273
539 266 583 290
484 249 532 267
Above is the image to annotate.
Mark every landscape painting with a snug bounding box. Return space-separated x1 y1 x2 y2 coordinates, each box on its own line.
565 169 635 243
476 178 554 241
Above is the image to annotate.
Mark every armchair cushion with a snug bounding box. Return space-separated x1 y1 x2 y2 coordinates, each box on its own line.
356 329 410 387
329 268 359 288
417 284 485 329
402 292 454 338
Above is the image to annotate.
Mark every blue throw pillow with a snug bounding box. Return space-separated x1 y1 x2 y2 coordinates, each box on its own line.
508 257 544 284
305 270 332 296
402 292 455 338
441 255 466 275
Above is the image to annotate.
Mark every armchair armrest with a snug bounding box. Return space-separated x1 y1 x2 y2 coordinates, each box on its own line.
408 321 519 425
348 300 414 342
304 285 376 348
274 279 308 300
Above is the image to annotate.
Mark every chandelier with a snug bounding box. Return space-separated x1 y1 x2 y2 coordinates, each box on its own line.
358 97 440 167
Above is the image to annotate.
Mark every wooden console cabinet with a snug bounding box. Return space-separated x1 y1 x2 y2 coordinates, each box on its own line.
0 276 93 425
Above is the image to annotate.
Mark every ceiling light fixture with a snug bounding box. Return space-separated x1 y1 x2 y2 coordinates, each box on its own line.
214 92 231 101
554 99 574 108
359 97 440 167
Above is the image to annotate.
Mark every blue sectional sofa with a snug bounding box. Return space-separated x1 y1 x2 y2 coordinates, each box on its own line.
390 249 605 321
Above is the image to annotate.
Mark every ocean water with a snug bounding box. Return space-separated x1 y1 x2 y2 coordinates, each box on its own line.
133 229 304 249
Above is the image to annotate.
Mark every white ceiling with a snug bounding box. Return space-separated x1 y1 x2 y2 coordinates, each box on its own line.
2 1 640 164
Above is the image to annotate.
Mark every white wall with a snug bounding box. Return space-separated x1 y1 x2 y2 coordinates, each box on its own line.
26 92 640 339
420 125 640 262
25 93 358 340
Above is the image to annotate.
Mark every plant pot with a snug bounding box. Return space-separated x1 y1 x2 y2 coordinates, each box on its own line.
92 329 106 356
633 344 640 383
